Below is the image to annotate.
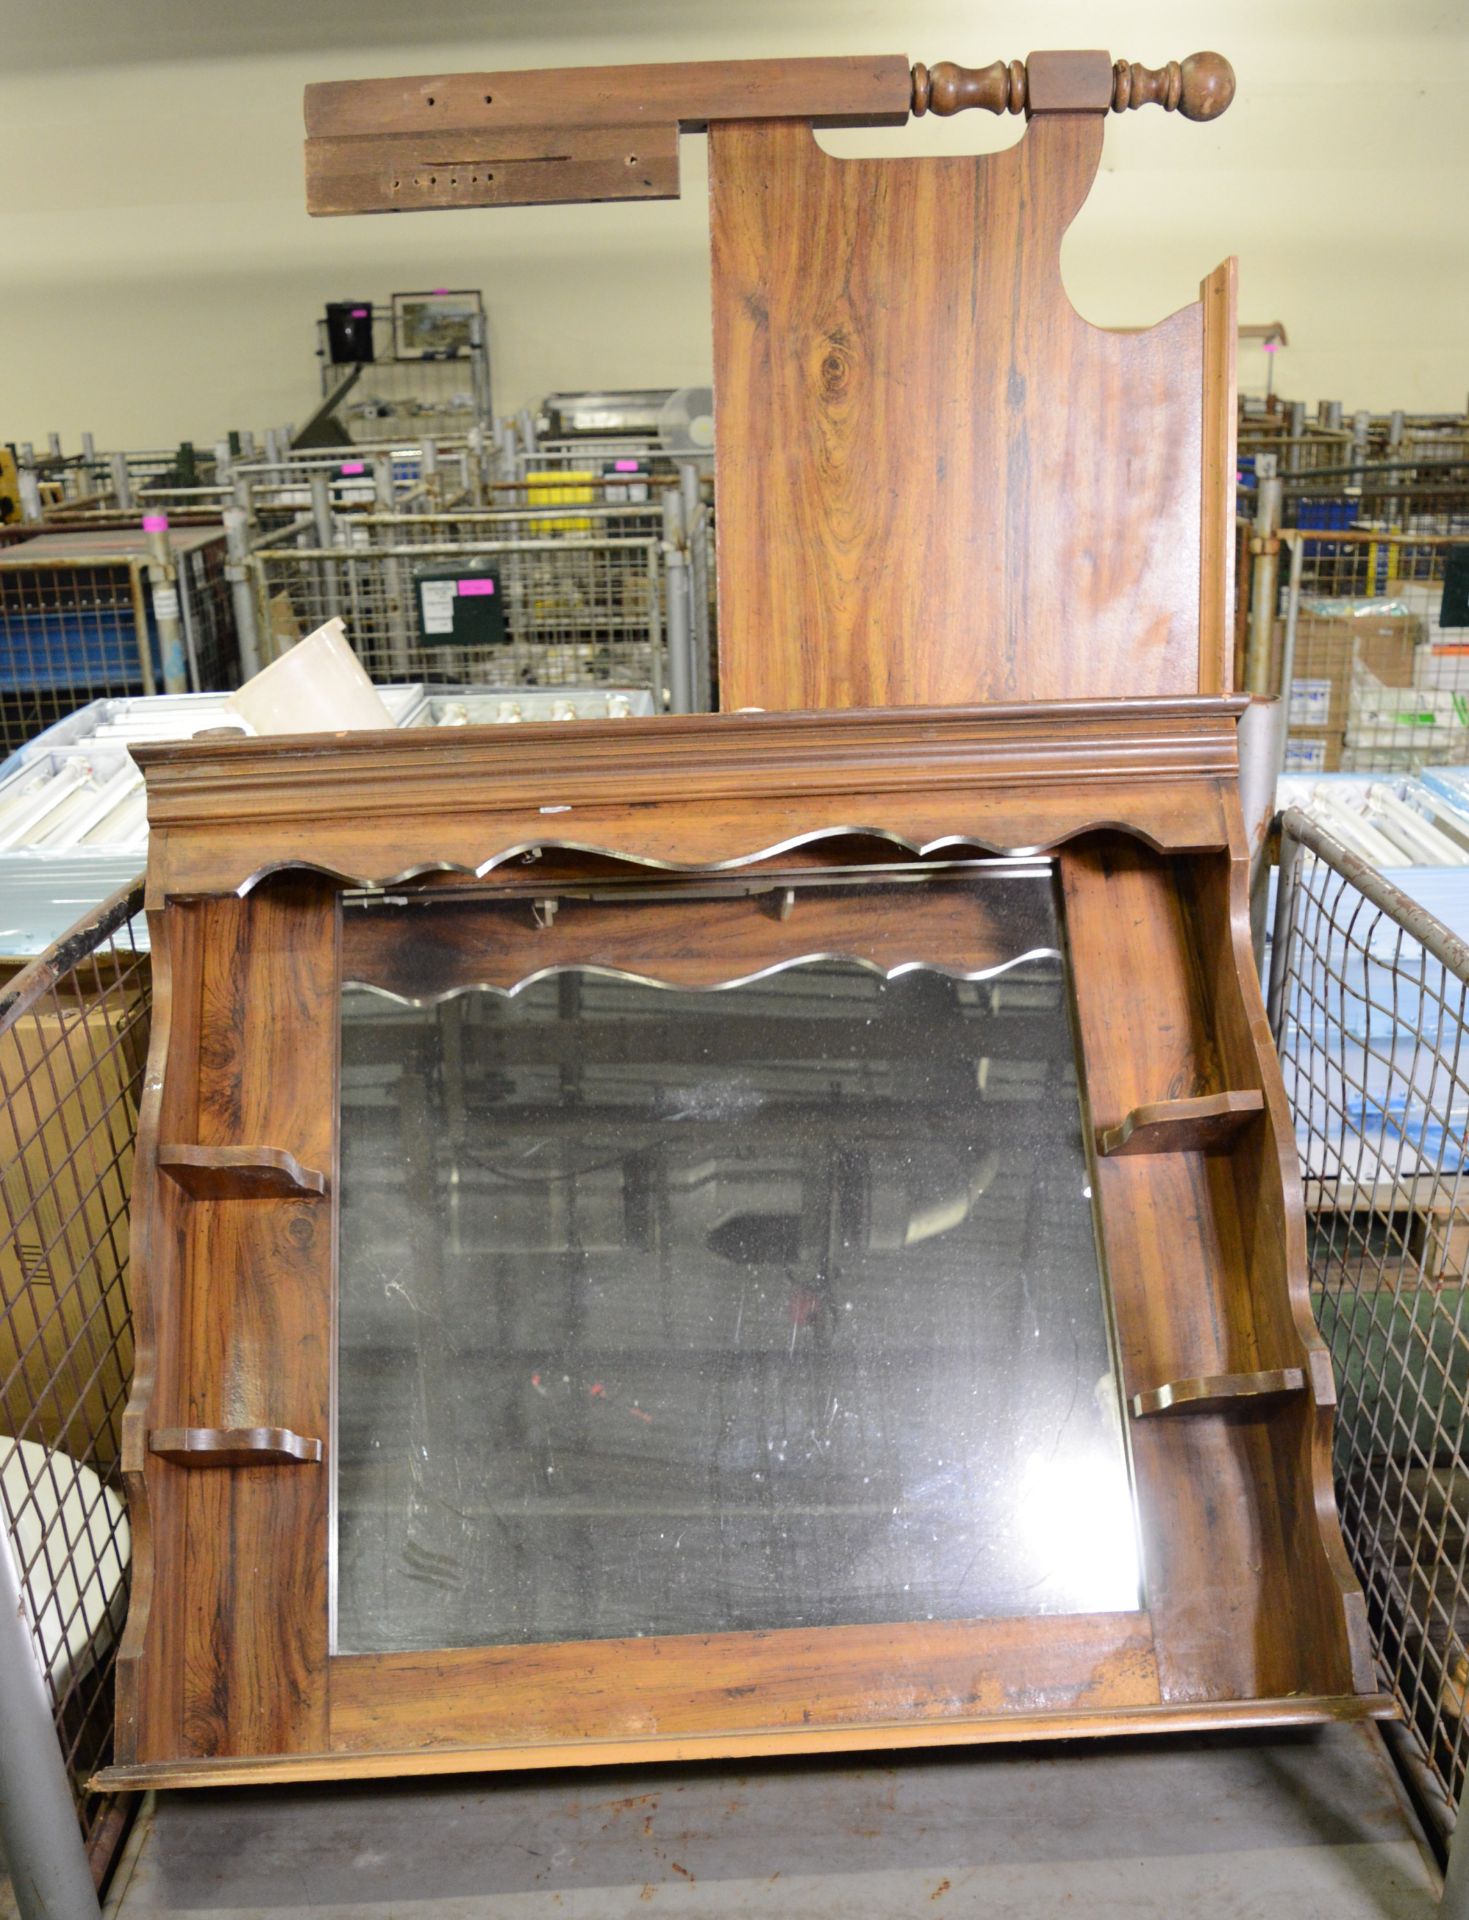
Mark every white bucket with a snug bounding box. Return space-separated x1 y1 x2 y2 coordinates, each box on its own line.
226 618 394 736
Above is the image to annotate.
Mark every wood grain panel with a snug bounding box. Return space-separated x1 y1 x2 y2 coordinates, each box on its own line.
304 57 913 140
307 123 680 216
329 1612 1159 1753
172 882 337 1758
710 115 1218 710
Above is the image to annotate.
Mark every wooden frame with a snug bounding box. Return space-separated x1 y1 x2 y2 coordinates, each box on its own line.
99 700 1389 1791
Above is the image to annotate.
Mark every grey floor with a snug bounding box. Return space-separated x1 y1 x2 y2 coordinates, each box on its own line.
103 1723 1443 1919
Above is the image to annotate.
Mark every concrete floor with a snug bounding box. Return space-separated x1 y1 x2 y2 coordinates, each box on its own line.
102 1723 1444 1919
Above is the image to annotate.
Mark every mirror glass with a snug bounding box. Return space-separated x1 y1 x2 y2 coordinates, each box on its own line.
335 864 1139 1652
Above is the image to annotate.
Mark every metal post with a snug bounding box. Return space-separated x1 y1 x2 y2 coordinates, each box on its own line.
1441 1796 1469 1915
224 504 263 680
662 489 693 714
419 438 441 513
17 467 43 524
678 460 700 528
1350 409 1371 485
80 431 95 466
0 1518 104 1920
1388 408 1406 449
107 453 132 512
469 314 492 427
239 429 256 456
373 457 410 672
467 425 486 507
309 471 341 620
1276 533 1306 752
517 408 539 458
1264 819 1302 1038
46 432 62 460
265 427 282 466
144 513 190 693
1318 400 1343 431
1244 455 1282 695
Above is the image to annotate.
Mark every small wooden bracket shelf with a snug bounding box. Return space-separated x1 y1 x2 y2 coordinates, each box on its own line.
158 1144 328 1200
149 1427 324 1468
1097 1090 1264 1158
1131 1369 1307 1419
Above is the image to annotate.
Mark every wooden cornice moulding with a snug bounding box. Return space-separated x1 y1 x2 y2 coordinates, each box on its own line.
134 697 1246 899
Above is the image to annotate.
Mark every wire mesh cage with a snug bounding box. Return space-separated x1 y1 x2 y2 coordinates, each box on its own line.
0 880 149 1888
249 506 708 705
0 535 240 759
1268 808 1469 1838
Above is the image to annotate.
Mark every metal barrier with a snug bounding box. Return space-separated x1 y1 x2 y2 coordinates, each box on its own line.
1269 806 1469 1848
0 535 240 758
0 881 149 1909
249 500 714 710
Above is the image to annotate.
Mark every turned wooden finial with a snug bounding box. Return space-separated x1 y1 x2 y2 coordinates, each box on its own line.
1110 52 1235 120
912 51 1234 121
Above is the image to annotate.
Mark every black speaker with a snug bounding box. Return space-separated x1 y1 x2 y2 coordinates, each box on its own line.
325 302 375 365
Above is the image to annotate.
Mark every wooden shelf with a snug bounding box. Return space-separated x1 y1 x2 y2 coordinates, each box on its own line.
1097 1090 1264 1158
149 1427 324 1468
158 1144 328 1200
1131 1369 1306 1419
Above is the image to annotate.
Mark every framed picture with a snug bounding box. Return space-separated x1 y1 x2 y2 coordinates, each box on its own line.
390 289 484 360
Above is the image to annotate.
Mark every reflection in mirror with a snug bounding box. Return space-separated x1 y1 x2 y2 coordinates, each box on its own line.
335 866 1139 1653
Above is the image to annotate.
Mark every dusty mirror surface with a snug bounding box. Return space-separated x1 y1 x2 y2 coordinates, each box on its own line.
334 864 1139 1652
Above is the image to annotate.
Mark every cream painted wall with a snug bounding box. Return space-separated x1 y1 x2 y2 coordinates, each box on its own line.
1 0 1465 449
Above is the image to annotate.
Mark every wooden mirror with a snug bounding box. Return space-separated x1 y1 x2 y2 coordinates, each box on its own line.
98 706 1387 1789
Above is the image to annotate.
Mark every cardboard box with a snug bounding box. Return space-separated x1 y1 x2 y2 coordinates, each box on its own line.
1284 605 1421 733
1282 725 1346 774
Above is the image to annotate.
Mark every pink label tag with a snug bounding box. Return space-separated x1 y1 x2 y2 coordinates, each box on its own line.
141 513 169 532
614 459 640 472
433 287 450 296
350 307 369 317
340 461 366 475
459 578 496 596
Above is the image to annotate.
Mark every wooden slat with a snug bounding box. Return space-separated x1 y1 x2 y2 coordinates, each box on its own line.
307 123 679 216
94 1691 1399 1792
329 1613 1159 1753
709 113 1210 710
304 57 913 140
1199 257 1239 693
